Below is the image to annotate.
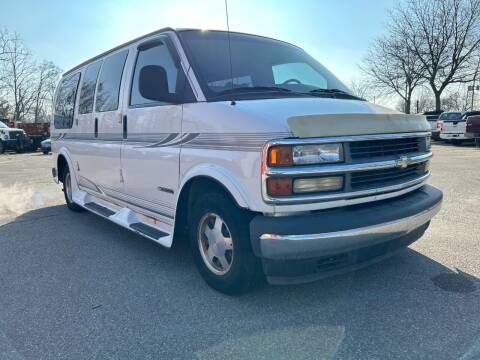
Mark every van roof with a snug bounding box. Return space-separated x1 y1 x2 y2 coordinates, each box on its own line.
62 28 299 77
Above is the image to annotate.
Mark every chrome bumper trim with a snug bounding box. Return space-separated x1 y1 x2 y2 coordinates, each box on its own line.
266 152 432 176
265 172 430 205
260 197 442 242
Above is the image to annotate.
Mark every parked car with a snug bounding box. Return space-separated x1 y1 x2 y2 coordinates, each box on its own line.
41 138 51 154
423 110 443 140
438 110 480 143
0 121 30 153
51 28 442 294
466 115 480 146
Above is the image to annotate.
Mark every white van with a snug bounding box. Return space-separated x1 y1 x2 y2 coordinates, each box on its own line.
51 28 442 294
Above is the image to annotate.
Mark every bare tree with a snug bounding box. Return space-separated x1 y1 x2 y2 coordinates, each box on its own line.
31 61 62 122
413 87 436 113
349 78 376 102
393 0 480 111
0 30 36 121
0 98 9 119
361 33 425 113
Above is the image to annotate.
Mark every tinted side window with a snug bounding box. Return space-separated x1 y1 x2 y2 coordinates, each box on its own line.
95 50 128 112
78 61 102 114
130 42 179 106
54 73 81 129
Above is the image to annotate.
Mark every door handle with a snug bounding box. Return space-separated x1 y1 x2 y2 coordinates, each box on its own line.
123 115 127 139
94 118 98 138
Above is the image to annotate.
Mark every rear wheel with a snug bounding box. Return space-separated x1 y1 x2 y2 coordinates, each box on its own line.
62 166 85 212
189 191 262 294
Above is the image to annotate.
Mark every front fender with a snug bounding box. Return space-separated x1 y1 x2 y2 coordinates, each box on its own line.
178 164 252 209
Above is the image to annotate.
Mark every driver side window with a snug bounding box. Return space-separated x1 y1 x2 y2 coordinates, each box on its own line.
130 42 179 107
272 62 327 88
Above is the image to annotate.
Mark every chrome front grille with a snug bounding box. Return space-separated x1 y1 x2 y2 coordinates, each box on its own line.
348 137 424 160
350 163 427 191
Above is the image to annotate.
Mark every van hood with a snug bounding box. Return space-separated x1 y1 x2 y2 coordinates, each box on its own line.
233 98 429 137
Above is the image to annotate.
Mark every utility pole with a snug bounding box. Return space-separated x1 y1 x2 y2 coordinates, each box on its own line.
472 57 480 110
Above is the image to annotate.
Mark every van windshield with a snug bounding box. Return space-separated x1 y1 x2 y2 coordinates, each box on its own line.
0 122 9 129
178 30 354 101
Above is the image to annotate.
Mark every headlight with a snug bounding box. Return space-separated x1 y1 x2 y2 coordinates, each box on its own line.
293 144 343 165
268 143 344 167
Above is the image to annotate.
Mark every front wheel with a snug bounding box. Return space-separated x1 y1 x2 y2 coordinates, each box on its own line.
62 166 85 212
0 141 4 154
189 191 262 294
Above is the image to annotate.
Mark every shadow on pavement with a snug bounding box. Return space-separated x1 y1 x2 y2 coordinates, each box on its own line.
0 205 479 359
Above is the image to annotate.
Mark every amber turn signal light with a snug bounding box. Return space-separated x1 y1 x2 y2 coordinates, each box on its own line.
267 178 293 196
268 145 293 167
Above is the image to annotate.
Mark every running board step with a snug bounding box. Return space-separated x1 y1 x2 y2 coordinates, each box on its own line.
84 202 116 217
130 222 169 239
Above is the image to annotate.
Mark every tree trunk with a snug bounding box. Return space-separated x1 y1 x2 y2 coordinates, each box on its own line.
434 90 442 112
405 98 411 114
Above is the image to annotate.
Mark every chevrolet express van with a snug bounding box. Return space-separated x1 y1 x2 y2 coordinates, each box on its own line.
51 28 442 294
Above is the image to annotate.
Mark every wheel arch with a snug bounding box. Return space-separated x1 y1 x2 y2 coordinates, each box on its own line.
56 148 75 183
173 167 252 241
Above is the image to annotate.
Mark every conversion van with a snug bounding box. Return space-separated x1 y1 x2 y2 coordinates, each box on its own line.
51 29 442 294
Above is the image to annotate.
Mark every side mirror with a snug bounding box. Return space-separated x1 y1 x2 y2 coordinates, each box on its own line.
139 65 171 102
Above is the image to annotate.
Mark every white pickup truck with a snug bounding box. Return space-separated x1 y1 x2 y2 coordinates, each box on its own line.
0 121 28 153
51 28 442 293
438 111 480 143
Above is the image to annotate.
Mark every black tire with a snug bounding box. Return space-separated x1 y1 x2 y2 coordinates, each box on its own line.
0 141 4 154
43 150 49 155
61 166 85 212
15 142 24 153
189 191 262 294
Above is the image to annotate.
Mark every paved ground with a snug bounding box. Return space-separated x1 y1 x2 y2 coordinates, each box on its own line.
0 144 479 360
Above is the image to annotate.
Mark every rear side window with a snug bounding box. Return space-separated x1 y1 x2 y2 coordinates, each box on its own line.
130 42 179 106
54 73 81 129
78 61 102 114
95 50 128 112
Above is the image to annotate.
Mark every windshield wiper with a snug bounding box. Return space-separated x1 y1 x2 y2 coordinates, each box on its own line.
218 86 293 95
309 88 363 100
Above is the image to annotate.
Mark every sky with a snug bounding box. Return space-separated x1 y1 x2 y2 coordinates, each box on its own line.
0 0 398 86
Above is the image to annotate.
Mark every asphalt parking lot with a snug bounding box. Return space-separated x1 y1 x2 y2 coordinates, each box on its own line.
0 144 479 360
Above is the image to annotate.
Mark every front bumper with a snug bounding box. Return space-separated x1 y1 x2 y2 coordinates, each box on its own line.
250 185 442 284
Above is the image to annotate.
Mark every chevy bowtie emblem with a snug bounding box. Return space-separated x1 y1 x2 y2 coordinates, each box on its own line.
396 156 409 169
